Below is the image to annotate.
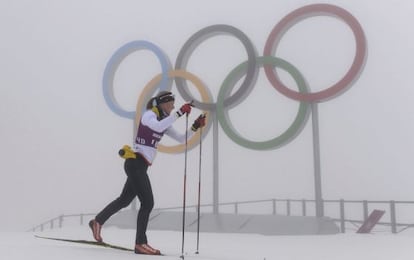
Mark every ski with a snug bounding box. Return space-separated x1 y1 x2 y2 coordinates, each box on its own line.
34 235 211 257
34 235 134 252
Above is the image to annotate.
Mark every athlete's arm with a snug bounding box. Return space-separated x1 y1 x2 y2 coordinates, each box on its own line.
141 110 178 133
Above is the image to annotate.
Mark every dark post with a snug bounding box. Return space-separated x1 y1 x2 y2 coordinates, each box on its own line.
302 199 307 216
59 215 64 228
363 200 368 221
340 199 345 233
390 200 397 234
311 103 324 217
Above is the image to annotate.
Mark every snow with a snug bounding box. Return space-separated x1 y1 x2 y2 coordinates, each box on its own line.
2 226 414 260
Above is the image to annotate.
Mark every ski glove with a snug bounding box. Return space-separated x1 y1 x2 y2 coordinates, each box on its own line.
176 103 192 117
191 114 206 131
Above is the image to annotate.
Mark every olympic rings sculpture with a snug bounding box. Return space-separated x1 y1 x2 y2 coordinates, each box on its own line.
102 3 367 153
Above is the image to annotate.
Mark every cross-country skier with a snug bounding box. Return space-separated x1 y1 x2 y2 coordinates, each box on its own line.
89 91 206 255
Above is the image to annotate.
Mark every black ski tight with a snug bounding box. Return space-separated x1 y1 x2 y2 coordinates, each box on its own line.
95 155 153 244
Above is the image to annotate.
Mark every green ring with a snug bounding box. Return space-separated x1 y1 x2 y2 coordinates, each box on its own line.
217 56 310 150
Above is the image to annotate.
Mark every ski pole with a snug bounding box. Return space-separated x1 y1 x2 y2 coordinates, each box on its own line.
180 113 189 259
195 125 203 254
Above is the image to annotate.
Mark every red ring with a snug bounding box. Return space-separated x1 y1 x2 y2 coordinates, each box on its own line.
263 4 366 102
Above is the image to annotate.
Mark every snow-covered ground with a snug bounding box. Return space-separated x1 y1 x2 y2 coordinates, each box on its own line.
1 226 414 260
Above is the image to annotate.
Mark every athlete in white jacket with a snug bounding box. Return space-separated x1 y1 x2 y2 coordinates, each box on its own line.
89 91 205 255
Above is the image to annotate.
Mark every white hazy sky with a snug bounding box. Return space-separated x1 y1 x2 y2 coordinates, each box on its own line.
1 0 414 232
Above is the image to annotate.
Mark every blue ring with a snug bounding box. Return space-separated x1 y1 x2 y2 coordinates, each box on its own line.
102 40 172 119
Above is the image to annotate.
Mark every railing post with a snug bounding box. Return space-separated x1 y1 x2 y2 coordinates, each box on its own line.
272 199 276 215
390 200 397 234
41 224 44 232
80 214 84 225
363 200 368 221
50 219 54 229
340 199 345 233
302 199 306 216
287 199 291 216
235 202 238 214
59 215 64 228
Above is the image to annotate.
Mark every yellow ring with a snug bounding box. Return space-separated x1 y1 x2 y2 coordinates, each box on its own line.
135 69 212 153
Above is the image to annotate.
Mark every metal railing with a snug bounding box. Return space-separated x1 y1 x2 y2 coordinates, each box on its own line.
30 213 95 232
29 198 414 233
